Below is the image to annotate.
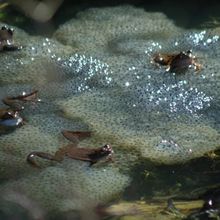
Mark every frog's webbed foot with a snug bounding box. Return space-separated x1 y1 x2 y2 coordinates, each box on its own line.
2 90 40 109
27 151 57 168
61 130 91 145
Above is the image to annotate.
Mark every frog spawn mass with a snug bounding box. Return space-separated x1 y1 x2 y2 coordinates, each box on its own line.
0 5 220 215
54 6 220 163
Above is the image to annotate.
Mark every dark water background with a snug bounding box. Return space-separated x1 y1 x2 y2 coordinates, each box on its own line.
4 0 220 35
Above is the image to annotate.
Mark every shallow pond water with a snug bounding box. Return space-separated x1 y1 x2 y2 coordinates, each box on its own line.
0 1 220 220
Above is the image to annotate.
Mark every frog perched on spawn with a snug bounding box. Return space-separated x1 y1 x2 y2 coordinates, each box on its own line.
153 50 202 73
0 108 23 133
0 26 20 51
27 130 114 167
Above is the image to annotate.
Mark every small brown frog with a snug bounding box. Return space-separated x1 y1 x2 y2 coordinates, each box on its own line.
0 26 20 51
2 90 40 109
153 50 201 73
27 130 113 167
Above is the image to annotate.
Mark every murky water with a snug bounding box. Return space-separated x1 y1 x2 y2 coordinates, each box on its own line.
0 1 220 220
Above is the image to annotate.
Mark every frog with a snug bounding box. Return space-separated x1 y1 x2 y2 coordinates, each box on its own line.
27 130 113 167
0 26 20 51
153 50 201 73
0 108 23 133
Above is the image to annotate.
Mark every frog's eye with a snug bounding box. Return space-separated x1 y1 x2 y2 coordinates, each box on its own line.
102 144 113 153
7 29 14 36
186 50 193 57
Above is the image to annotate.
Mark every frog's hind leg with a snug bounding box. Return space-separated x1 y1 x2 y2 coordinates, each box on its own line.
61 130 91 145
26 151 57 168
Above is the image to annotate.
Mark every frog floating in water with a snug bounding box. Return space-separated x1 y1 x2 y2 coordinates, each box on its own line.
0 26 20 51
0 108 23 133
27 130 114 167
153 50 201 73
0 90 40 134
